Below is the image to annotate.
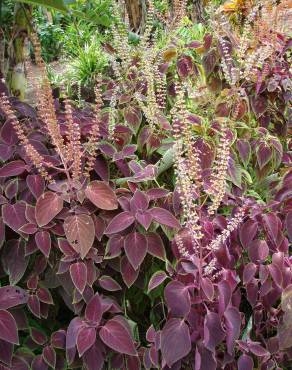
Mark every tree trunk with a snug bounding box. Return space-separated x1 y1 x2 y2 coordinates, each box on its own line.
192 0 205 24
6 3 32 101
124 0 146 32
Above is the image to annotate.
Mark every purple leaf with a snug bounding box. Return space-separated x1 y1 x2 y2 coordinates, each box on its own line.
31 355 48 370
147 233 166 261
105 212 135 234
262 213 280 245
243 263 257 284
248 342 270 356
42 346 56 369
164 281 190 317
251 95 268 117
201 277 214 301
0 160 27 177
136 210 153 230
0 286 28 309
130 190 149 212
286 212 292 241
148 271 168 293
237 139 251 166
120 256 139 288
64 214 95 259
2 240 29 285
31 327 47 345
218 280 231 316
124 232 148 270
85 294 102 325
238 354 254 370
256 143 272 169
85 181 118 210
26 175 45 199
204 311 225 351
51 330 66 349
99 317 137 356
35 192 63 227
0 310 19 344
37 288 53 305
239 220 258 249
35 231 51 258
27 295 41 318
149 207 180 229
105 235 124 259
99 276 122 291
83 343 104 370
161 318 191 367
0 339 13 366
70 262 87 294
2 201 27 232
248 239 269 263
224 307 241 355
77 326 96 357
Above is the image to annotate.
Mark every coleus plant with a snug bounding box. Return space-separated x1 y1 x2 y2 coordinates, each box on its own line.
0 1 291 370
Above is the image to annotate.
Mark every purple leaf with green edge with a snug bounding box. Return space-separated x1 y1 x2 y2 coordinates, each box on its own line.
85 181 118 210
149 207 180 229
27 295 41 318
37 288 53 305
64 214 95 259
204 311 225 351
164 281 191 317
19 223 38 234
0 310 19 344
99 276 122 291
98 143 117 156
35 231 51 258
251 95 268 117
227 157 242 188
105 212 135 234
77 326 96 357
177 55 194 78
0 143 14 162
124 106 142 133
31 355 48 370
124 232 148 270
83 343 104 370
85 293 102 325
99 318 137 356
0 118 18 145
136 210 153 230
237 139 251 166
120 256 139 288
0 339 13 366
256 143 272 169
161 318 191 367
26 175 45 199
42 345 56 369
105 235 124 259
66 317 84 358
0 286 28 309
239 220 258 249
2 240 29 285
2 201 27 232
202 49 217 76
238 354 254 370
146 188 169 200
224 306 241 355
51 330 66 349
130 190 149 212
0 160 27 177
201 277 214 301
147 232 166 261
58 238 76 256
248 239 269 263
70 262 87 294
31 327 47 345
35 192 63 227
148 271 168 293
94 216 106 241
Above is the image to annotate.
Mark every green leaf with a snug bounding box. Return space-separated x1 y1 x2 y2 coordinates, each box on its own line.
15 0 72 12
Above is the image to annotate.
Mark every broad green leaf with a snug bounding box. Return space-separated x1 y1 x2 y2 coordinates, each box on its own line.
15 0 72 12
